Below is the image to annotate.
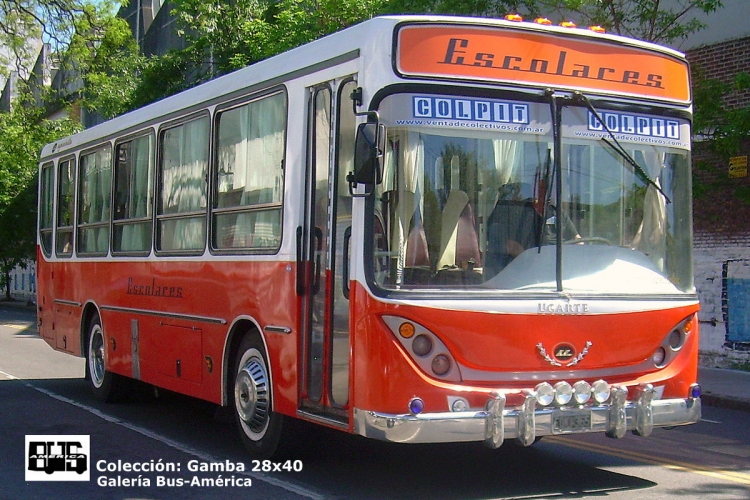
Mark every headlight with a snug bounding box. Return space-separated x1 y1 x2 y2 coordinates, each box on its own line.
592 379 610 403
535 382 555 406
573 380 592 405
554 381 573 405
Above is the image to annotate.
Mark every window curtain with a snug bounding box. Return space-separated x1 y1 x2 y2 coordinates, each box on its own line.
391 133 424 279
162 117 208 250
81 149 111 253
633 150 667 270
122 136 153 251
235 94 285 247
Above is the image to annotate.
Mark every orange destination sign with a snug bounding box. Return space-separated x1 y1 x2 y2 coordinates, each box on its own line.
396 24 691 104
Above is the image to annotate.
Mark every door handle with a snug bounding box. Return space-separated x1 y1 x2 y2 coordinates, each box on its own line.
312 226 323 295
342 226 352 300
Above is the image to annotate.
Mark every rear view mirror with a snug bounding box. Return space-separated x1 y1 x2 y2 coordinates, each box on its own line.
347 122 383 196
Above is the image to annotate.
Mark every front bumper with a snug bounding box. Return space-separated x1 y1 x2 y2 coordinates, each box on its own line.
353 385 701 447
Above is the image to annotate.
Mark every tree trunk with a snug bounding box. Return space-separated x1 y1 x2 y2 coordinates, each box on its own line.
4 269 11 301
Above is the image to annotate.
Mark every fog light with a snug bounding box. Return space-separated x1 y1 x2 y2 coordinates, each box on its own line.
535 382 555 406
431 354 451 376
409 397 424 414
451 398 468 412
592 380 610 403
652 347 667 367
573 380 592 405
412 335 433 357
554 381 573 405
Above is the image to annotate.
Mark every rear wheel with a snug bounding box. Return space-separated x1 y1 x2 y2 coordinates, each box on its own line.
86 315 123 402
233 335 285 458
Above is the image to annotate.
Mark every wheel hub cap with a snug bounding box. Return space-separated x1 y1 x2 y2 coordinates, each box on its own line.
235 358 269 433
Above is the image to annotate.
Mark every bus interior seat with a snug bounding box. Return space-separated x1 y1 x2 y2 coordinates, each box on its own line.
436 190 481 273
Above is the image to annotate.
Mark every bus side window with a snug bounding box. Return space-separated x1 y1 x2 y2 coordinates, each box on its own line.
55 158 75 256
212 92 286 251
113 134 154 254
157 116 209 253
77 146 112 256
39 163 54 256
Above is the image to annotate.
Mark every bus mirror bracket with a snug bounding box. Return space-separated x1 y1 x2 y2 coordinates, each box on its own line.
348 87 384 197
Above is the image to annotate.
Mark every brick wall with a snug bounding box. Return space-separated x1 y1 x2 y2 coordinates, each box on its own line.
687 38 750 366
688 36 750 108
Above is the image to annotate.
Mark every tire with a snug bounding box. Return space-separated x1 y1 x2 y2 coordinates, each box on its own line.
232 335 285 458
86 315 123 403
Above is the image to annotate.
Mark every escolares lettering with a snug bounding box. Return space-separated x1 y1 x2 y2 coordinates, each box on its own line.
187 460 245 472
126 277 184 299
441 38 665 90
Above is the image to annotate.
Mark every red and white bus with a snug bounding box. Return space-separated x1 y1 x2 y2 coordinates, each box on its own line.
37 14 701 457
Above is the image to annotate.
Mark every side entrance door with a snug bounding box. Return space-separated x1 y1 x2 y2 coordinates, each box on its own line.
299 77 358 422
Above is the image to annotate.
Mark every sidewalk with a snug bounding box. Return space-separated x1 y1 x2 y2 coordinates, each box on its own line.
698 367 750 413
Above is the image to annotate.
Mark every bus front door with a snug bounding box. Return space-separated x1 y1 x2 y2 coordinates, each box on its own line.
300 78 357 422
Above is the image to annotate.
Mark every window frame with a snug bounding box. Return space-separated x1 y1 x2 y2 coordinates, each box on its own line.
76 144 113 257
155 111 211 255
55 156 77 258
209 87 288 255
38 162 55 257
112 131 156 256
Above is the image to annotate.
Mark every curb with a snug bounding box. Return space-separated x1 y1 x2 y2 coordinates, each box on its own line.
701 392 750 413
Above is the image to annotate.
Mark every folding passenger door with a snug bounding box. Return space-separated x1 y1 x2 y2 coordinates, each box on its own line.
299 77 358 422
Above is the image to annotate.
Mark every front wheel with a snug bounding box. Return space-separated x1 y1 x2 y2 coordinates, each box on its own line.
86 315 123 402
233 335 285 458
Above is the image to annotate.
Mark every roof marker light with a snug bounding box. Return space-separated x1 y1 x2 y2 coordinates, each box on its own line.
589 25 606 33
505 14 523 22
560 21 577 28
534 17 552 25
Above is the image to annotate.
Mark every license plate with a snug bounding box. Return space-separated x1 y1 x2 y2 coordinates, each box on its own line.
554 412 591 433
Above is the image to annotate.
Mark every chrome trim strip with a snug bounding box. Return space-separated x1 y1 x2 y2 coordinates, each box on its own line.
264 325 292 334
54 299 82 307
100 305 227 325
354 395 701 446
457 357 666 383
296 410 349 430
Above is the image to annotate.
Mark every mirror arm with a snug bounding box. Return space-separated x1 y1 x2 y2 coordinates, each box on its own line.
349 87 382 197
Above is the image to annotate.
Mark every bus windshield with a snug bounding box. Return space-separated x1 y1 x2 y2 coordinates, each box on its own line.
370 92 694 295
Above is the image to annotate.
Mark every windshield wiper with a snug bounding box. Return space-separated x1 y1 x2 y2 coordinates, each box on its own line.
571 92 671 204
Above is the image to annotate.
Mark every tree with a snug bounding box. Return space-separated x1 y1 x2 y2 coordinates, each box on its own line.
0 1 119 79
130 0 388 106
384 0 723 45
0 100 79 301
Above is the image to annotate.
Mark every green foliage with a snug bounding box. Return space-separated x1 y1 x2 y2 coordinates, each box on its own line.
0 101 79 299
132 0 387 104
55 2 144 119
384 0 723 44
531 0 723 44
693 69 750 159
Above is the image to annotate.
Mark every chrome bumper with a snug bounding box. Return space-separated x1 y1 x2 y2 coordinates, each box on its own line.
353 386 701 448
